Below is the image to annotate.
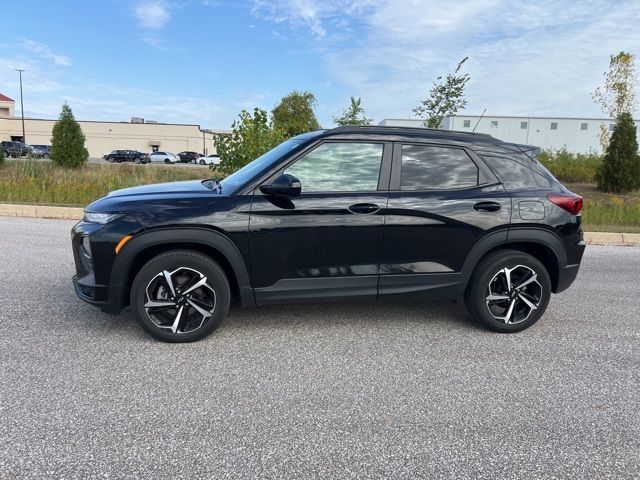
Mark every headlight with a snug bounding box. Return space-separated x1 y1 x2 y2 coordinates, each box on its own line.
81 236 92 257
83 212 121 224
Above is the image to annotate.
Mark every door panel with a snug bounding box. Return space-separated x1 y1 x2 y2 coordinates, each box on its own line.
379 143 511 296
248 140 391 303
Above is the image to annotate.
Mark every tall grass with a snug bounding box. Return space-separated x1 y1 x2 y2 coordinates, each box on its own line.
537 148 602 184
0 160 211 206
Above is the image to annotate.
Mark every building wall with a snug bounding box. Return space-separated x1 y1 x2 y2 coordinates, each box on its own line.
379 116 640 154
0 100 14 117
0 115 225 158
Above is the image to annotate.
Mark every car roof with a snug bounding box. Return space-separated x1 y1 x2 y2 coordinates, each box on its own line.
306 125 527 153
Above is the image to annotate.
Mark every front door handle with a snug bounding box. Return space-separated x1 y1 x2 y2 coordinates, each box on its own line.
348 203 380 214
473 201 501 212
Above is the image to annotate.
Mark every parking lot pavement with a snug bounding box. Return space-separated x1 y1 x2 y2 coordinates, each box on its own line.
1 216 639 479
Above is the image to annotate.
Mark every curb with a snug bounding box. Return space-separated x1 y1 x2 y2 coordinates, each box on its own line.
1 203 639 246
0 203 83 220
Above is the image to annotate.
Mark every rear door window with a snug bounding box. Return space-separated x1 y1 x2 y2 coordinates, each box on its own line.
399 145 480 190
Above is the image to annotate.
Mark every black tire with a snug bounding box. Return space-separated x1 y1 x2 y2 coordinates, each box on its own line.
199 159 206 165
164 158 171 164
43 153 50 159
464 249 551 333
134 157 141 164
130 250 230 342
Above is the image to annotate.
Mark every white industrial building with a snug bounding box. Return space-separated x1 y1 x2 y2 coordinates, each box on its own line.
379 115 640 154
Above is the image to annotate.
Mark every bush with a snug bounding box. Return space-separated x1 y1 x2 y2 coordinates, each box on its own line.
0 147 4 166
50 103 89 168
214 108 285 175
537 148 602 183
596 112 640 192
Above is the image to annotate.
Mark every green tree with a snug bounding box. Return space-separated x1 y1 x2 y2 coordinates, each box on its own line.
332 97 372 126
413 57 470 128
596 112 640 192
0 144 4 166
593 51 638 152
50 103 88 168
272 90 320 137
214 108 285 175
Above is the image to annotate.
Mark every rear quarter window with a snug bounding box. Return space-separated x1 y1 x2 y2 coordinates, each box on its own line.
481 155 552 190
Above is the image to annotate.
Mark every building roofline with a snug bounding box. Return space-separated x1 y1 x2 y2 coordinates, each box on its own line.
381 115 639 122
0 93 15 102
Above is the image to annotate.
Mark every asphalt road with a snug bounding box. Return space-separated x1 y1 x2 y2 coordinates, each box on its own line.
1 217 639 479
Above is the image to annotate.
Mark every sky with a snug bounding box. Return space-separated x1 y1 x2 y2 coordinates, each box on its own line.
1 0 639 129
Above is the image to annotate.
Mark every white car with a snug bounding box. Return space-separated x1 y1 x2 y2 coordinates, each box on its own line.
149 151 180 164
198 154 221 166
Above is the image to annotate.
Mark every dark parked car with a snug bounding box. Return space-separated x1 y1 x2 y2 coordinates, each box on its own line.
1 140 40 157
104 150 150 164
177 151 202 163
72 126 585 342
31 144 52 158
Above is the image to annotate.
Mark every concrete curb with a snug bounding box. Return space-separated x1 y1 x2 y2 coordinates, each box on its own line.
1 203 639 246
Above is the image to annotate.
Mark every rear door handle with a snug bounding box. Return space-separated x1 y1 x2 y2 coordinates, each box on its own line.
473 201 501 212
348 203 380 214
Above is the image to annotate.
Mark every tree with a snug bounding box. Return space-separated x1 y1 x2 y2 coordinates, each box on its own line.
332 97 372 126
413 57 470 128
593 52 638 152
50 103 88 168
272 90 320 137
214 108 285 175
0 145 4 166
596 112 640 192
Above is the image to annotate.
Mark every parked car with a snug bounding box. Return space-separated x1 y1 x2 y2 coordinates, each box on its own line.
72 126 585 342
104 150 150 164
198 154 221 166
0 141 39 158
177 151 202 163
149 151 180 164
31 144 52 159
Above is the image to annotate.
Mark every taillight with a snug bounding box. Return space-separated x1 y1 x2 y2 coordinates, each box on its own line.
547 193 583 215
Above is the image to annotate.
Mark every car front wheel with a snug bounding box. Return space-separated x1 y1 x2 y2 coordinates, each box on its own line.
464 250 551 333
130 250 230 342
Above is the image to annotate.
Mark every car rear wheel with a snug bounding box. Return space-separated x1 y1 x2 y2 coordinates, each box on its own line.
164 158 171 164
134 157 141 164
199 159 206 165
130 250 230 342
464 249 551 333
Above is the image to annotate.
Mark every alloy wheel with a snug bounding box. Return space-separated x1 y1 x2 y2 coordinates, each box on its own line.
144 267 217 334
485 265 542 324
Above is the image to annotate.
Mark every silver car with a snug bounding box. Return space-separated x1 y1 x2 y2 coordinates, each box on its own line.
149 151 180 164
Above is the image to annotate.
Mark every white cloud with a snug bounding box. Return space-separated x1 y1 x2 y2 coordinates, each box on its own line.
251 0 640 123
20 39 71 66
133 1 171 29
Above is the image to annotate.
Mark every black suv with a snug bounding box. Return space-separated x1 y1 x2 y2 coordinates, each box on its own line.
177 151 203 163
72 126 585 342
1 140 38 157
104 150 150 164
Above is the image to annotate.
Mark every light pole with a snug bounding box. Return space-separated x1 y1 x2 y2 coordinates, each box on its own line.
14 69 26 143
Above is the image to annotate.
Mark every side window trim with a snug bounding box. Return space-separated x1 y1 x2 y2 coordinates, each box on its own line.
389 142 498 192
256 139 393 195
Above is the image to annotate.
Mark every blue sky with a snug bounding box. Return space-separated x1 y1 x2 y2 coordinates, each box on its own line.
1 0 639 128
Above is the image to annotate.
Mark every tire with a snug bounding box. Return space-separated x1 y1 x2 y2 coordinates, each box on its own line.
43 153 50 159
130 250 230 343
134 157 141 164
464 249 551 333
164 159 171 164
199 159 206 165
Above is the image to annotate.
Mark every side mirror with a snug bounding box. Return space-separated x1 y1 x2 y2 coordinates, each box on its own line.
260 174 301 197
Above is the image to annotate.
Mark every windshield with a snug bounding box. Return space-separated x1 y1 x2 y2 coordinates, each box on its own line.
219 138 309 193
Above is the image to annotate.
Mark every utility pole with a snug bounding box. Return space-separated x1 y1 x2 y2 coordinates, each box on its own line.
15 69 26 143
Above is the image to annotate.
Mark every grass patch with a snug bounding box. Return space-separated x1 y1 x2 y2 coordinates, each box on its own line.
0 160 212 207
538 149 602 184
567 183 640 233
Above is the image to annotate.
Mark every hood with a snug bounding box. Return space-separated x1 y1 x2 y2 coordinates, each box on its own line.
86 179 223 214
107 180 213 198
